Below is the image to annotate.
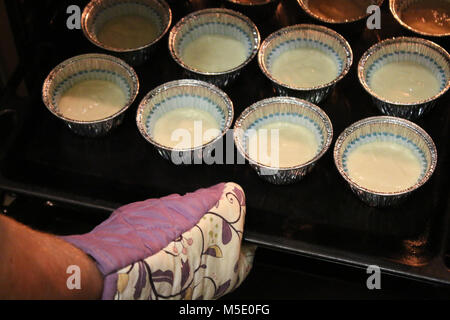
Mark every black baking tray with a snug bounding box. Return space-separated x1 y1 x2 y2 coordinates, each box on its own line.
1 0 450 286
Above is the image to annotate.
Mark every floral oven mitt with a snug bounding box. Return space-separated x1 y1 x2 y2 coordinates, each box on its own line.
63 182 255 300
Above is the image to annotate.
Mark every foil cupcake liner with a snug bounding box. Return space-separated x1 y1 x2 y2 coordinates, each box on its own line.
297 0 385 24
136 79 234 164
258 24 353 104
358 37 450 120
168 8 261 88
334 116 437 207
222 0 280 21
390 0 450 37
42 53 139 137
166 0 188 4
234 96 333 185
82 0 172 66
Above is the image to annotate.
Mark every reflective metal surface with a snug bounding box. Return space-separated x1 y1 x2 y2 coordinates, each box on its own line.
334 116 438 207
222 0 280 21
297 0 385 24
258 24 353 104
42 53 139 137
358 37 450 120
168 7 261 87
390 0 450 37
81 0 172 66
136 79 234 163
234 96 333 185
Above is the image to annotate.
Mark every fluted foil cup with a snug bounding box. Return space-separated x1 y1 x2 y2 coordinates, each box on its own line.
258 24 353 104
297 0 384 24
42 53 139 137
168 8 260 88
234 96 333 185
358 37 450 120
334 116 437 207
136 79 234 164
222 0 280 21
82 0 172 66
390 0 450 37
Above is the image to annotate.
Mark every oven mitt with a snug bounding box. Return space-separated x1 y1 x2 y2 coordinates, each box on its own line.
62 182 256 300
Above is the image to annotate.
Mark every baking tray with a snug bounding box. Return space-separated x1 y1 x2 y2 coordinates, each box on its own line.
1 0 450 286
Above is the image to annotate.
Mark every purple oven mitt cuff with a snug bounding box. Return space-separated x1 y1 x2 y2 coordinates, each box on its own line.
62 183 226 277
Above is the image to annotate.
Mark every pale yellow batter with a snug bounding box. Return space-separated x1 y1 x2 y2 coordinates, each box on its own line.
247 121 319 168
181 34 247 73
271 47 338 88
58 80 126 121
370 61 440 103
152 107 221 148
347 140 422 192
97 15 159 49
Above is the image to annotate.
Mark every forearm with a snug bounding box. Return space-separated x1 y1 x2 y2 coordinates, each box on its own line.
0 214 103 300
